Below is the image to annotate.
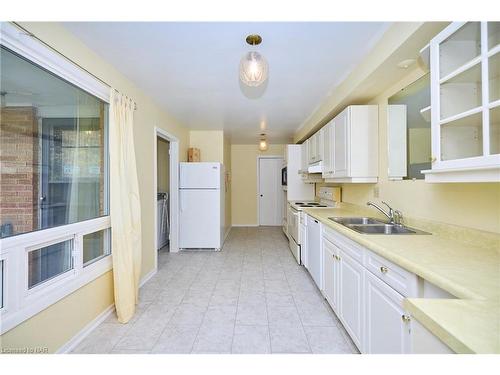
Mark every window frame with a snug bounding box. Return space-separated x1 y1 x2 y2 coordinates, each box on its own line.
0 22 112 334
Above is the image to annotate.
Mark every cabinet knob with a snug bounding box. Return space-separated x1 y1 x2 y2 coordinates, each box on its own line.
380 266 388 274
401 314 411 323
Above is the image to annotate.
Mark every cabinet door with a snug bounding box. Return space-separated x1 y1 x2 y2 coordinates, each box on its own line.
316 129 323 162
333 109 349 177
308 134 316 164
301 141 308 172
322 237 339 313
322 123 333 177
339 249 363 349
364 270 411 353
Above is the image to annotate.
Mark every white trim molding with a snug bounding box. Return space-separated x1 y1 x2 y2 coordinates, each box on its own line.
56 304 115 354
0 22 110 102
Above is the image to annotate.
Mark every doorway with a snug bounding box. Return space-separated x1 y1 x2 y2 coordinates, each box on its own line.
257 156 284 226
156 137 170 253
153 127 180 272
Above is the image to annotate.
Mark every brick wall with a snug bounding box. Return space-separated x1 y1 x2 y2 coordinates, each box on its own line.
0 107 39 236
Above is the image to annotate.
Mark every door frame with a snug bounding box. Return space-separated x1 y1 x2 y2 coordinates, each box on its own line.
153 127 180 270
256 155 284 226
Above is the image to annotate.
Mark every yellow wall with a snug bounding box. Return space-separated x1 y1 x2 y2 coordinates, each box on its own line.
189 130 224 162
231 144 285 226
0 271 114 353
157 138 169 192
0 22 190 352
319 68 500 234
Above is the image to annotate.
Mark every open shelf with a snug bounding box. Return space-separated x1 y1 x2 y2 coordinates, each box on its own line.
440 62 482 120
488 22 500 51
490 106 500 155
440 111 483 161
440 22 481 78
489 51 500 103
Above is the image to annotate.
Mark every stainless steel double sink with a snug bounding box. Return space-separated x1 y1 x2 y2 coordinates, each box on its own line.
329 217 431 235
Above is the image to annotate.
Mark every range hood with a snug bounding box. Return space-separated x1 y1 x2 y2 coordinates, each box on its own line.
308 161 324 174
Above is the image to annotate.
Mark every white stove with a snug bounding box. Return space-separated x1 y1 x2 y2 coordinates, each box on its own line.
287 187 340 265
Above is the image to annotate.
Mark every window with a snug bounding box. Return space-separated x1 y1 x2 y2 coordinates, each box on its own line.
28 239 73 289
83 228 111 266
0 46 109 239
0 23 112 333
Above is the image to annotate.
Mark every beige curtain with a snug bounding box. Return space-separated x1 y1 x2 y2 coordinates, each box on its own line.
109 90 142 323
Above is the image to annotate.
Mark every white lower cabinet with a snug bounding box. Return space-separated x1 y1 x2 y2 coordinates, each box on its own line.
322 237 340 312
320 225 419 354
364 270 411 353
338 249 364 349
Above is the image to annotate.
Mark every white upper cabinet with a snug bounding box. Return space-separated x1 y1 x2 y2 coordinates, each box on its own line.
322 121 334 178
308 131 323 165
423 22 500 182
300 140 309 173
325 105 379 183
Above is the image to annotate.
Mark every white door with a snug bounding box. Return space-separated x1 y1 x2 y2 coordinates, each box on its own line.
179 189 220 249
364 270 411 353
339 249 364 350
334 109 349 177
258 157 283 226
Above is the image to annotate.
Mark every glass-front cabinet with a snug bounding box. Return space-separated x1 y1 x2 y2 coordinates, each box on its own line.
424 22 500 182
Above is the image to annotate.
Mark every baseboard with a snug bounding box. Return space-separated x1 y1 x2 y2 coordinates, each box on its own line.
139 267 157 288
57 268 157 353
231 224 258 227
57 304 115 354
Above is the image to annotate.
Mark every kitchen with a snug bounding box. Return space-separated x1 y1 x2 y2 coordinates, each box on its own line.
0 4 499 373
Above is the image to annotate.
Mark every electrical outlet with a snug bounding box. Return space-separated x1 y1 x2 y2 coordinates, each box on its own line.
373 186 380 198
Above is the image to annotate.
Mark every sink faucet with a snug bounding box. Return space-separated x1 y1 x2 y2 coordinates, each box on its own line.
367 201 403 224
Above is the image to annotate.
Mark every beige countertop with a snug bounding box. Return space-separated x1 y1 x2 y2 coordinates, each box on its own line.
302 206 500 354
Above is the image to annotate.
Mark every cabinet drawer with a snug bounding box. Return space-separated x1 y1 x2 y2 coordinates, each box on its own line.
365 250 417 297
323 225 364 264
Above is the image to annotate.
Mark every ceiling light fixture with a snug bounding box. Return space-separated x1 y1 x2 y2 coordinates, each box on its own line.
258 133 268 151
240 34 268 87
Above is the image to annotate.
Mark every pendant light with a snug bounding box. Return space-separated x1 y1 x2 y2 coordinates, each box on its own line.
240 34 268 87
258 134 268 151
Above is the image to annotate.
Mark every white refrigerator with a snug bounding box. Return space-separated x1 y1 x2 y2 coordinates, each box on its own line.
179 162 225 250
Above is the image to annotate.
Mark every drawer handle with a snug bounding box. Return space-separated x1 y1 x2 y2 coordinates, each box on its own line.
401 314 411 323
380 266 388 274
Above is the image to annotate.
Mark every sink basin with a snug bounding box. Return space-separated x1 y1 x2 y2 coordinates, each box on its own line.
329 217 430 235
329 217 386 225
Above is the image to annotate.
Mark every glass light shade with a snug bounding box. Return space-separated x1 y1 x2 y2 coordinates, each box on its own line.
259 138 268 151
240 51 268 87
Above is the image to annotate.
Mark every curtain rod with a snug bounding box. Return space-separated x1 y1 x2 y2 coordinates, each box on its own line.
12 22 138 111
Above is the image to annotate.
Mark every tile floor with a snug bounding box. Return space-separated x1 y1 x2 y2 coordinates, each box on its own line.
72 227 358 354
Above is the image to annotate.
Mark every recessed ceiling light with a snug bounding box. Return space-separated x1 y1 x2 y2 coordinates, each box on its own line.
397 59 416 69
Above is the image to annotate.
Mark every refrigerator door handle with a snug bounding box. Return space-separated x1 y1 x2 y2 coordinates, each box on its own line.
180 192 183 212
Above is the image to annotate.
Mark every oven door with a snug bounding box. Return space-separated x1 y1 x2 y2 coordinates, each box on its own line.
287 206 300 244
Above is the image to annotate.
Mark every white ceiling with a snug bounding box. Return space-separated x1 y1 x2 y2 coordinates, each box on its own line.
62 22 389 143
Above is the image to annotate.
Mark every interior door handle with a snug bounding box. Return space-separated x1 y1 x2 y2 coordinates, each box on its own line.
260 194 263 197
